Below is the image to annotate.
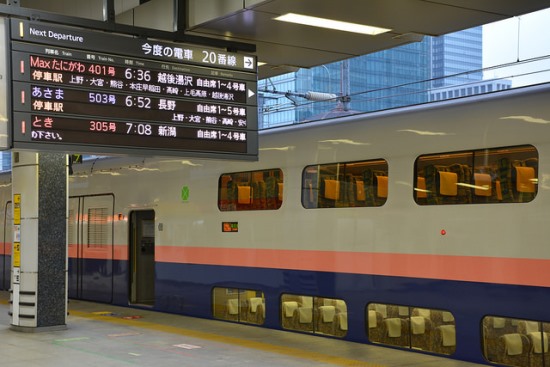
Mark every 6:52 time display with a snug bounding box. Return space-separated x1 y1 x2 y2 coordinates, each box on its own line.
124 95 152 109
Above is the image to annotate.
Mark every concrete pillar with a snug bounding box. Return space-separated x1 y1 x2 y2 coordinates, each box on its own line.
10 151 68 331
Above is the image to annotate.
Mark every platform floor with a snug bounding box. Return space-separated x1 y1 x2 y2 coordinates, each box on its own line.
0 292 488 366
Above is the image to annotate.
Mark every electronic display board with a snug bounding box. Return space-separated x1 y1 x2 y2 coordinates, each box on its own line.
9 19 258 159
0 17 10 151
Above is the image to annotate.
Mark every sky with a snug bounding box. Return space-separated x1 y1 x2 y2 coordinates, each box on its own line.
483 7 550 86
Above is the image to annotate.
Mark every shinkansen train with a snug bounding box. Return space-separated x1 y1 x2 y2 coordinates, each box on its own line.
2 83 550 366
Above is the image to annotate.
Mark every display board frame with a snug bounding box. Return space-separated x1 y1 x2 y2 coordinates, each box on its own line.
7 18 258 160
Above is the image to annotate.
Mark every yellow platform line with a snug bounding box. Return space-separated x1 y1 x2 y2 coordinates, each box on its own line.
70 309 386 367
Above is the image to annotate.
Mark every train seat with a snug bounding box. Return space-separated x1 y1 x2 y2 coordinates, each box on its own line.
317 305 336 335
432 325 456 354
299 296 313 308
368 310 384 342
237 185 252 205
515 166 536 193
517 320 540 334
496 333 530 366
224 298 240 321
376 175 388 198
473 172 492 197
331 312 348 338
410 316 433 351
372 304 388 318
430 310 455 325
416 176 427 199
412 308 431 319
293 306 313 332
438 171 458 196
483 317 518 360
380 318 410 347
528 331 549 367
281 301 299 329
246 297 264 324
334 299 347 313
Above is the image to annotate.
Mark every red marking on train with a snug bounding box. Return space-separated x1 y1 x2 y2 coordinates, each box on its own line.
441 229 446 235
154 246 550 288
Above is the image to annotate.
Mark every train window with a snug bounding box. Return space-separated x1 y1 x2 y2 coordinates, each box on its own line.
302 159 388 209
212 287 265 325
367 303 456 355
281 294 348 337
482 316 550 366
218 169 283 211
87 207 109 249
415 145 538 205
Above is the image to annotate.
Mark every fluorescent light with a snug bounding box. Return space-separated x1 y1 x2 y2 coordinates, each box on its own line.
275 13 391 35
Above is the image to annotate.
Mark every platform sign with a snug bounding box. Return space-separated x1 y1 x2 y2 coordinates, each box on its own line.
13 194 21 268
8 19 258 160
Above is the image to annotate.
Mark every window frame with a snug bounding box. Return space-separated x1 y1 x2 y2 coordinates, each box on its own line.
301 158 389 209
414 145 538 205
218 168 284 211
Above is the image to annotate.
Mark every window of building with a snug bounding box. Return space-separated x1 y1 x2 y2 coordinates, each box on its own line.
482 316 550 366
212 287 265 325
367 303 456 355
281 294 348 337
218 169 283 211
414 145 538 205
302 159 388 209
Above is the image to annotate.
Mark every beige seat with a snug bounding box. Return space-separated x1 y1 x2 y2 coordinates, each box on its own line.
380 317 410 347
483 317 517 361
432 325 456 355
410 316 433 351
495 333 530 366
527 331 549 367
281 301 298 329
316 305 336 335
367 310 384 343
292 306 313 332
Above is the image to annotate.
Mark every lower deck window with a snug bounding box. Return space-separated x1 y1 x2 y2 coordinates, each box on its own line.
281 294 347 338
367 303 456 355
482 316 550 366
212 287 265 325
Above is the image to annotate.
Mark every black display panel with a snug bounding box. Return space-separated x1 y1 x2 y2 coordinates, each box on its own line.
9 19 258 159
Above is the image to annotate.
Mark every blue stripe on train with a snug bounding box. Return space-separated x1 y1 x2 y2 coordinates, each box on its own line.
70 259 550 364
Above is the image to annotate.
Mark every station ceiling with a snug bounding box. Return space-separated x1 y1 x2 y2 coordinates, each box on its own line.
11 0 550 79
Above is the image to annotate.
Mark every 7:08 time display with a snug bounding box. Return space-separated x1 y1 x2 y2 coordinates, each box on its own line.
88 120 153 136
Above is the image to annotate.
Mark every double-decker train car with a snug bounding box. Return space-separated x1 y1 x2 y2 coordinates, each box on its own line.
2 83 550 366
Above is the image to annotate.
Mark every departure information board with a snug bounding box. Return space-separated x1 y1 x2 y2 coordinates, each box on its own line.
9 19 258 159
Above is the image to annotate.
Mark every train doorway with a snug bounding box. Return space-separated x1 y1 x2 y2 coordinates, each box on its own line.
68 194 115 303
129 210 155 306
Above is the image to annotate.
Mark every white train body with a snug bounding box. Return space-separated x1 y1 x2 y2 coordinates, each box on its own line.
2 83 550 365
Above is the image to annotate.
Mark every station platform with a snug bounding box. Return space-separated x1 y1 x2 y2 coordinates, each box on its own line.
0 291 487 367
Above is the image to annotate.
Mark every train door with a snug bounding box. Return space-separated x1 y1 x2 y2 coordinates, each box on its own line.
129 210 155 306
68 194 114 303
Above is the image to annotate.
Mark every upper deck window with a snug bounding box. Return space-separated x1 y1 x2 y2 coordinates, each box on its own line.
414 145 538 205
218 168 283 211
302 159 388 209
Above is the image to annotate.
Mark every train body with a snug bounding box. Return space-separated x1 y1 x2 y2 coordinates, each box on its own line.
2 84 550 365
